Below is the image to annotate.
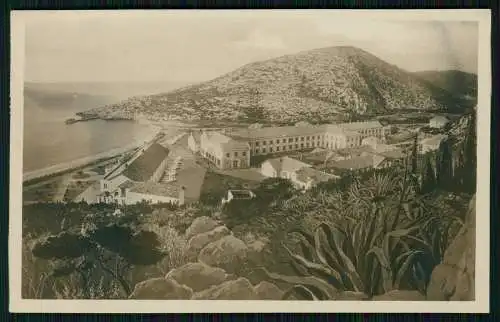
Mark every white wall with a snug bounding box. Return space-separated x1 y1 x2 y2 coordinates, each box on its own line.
261 162 277 178
100 174 129 193
188 135 199 152
125 191 180 205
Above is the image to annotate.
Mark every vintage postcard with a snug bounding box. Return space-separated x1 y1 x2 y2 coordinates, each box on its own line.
9 9 491 313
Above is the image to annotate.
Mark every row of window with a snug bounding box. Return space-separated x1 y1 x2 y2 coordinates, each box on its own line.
255 141 321 154
254 135 323 146
225 151 247 158
205 152 221 166
360 128 383 135
252 130 384 147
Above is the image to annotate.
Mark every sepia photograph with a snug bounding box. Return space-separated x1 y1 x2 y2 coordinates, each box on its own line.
9 9 491 313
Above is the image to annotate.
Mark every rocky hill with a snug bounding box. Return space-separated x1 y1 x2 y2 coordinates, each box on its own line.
82 46 474 124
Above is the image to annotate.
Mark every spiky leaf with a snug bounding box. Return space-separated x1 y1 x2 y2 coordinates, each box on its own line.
255 267 338 299
394 250 424 289
282 285 320 300
316 223 364 292
367 246 393 293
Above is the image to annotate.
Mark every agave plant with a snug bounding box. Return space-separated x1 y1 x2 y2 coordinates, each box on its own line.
258 160 447 300
258 202 429 300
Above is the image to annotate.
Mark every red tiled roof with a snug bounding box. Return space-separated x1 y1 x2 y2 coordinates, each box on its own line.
122 143 169 182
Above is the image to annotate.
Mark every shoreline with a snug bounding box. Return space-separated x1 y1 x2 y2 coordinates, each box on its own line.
23 120 163 183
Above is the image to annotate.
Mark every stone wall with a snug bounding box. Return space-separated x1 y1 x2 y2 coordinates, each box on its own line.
426 195 476 300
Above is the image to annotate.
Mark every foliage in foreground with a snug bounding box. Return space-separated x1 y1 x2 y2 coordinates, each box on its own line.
257 153 467 300
29 212 166 298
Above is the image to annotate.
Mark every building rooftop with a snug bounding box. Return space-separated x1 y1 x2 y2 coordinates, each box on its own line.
430 115 450 122
265 156 312 174
295 167 338 184
420 134 448 146
203 132 250 149
229 125 323 140
329 155 376 170
376 148 405 159
122 143 170 182
129 181 181 198
322 124 351 135
337 145 376 157
337 121 384 131
301 150 341 164
227 121 383 141
118 180 136 190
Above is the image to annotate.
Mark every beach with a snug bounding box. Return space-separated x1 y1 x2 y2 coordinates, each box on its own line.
23 120 166 183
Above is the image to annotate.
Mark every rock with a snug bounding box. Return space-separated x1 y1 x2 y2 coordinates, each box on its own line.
185 216 219 239
186 226 230 256
165 262 232 292
191 277 259 300
247 237 269 253
336 291 370 301
246 239 269 264
372 290 426 301
426 195 475 301
426 265 458 300
129 277 193 299
254 281 284 300
198 235 249 273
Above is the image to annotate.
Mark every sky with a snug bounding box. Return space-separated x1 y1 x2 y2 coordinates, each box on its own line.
21 10 479 83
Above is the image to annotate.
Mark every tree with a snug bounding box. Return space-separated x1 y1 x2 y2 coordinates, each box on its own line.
255 178 296 203
411 133 419 175
420 154 437 194
31 220 166 298
461 112 477 193
436 139 454 191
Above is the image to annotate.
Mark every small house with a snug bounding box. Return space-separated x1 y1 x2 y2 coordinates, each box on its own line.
429 116 449 129
294 167 339 190
260 156 311 179
419 134 448 154
221 189 256 205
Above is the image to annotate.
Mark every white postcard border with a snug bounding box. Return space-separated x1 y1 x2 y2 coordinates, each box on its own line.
9 9 491 313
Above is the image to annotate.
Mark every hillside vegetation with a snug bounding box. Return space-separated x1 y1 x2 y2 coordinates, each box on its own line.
81 46 474 124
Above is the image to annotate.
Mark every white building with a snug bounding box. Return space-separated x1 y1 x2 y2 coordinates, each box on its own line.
261 156 337 190
419 134 448 154
199 131 251 169
196 121 390 170
221 189 256 205
429 116 450 129
97 142 186 206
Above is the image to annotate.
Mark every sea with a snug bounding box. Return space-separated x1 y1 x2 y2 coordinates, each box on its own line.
23 94 158 174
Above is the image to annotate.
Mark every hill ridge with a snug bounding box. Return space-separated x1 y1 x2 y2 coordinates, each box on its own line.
81 46 475 124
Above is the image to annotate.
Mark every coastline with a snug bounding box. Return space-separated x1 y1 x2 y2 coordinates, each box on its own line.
23 120 163 183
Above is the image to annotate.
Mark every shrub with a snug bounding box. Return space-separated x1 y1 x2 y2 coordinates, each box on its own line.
30 217 166 298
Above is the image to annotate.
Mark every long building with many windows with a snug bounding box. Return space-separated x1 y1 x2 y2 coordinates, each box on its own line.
192 121 389 170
